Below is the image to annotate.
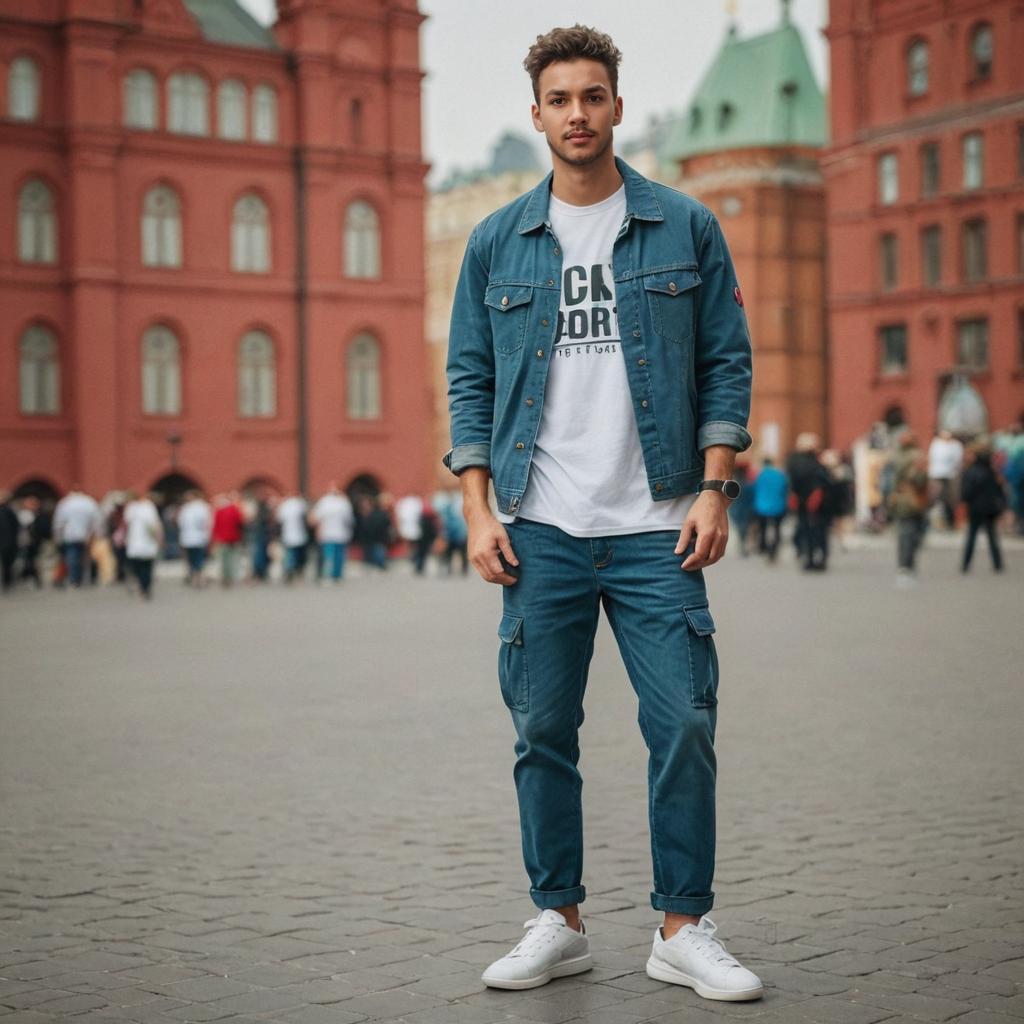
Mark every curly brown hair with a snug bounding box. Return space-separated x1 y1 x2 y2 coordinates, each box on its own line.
523 25 622 102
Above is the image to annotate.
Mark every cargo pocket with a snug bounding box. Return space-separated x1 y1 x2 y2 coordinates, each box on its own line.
497 612 530 712
683 604 719 708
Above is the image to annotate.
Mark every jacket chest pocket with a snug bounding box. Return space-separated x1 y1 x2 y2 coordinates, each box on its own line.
485 284 535 354
643 269 700 344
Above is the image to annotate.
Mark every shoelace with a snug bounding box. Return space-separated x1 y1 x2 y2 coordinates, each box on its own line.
677 919 740 967
508 915 565 958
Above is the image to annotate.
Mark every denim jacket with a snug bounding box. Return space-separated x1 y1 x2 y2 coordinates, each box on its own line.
443 157 752 517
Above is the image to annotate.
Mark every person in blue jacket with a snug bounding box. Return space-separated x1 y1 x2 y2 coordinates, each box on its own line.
752 457 788 562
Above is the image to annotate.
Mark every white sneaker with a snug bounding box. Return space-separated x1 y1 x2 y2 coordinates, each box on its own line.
481 909 592 990
646 917 763 1001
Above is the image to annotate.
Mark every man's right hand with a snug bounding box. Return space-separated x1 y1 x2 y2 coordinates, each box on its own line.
468 511 519 586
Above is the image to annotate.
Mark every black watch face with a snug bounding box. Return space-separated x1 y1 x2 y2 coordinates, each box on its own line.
722 480 742 500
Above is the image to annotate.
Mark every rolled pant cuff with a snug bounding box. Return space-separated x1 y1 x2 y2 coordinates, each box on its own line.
650 891 714 915
530 885 586 910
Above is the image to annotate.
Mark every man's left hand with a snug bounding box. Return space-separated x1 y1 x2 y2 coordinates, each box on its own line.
675 491 730 571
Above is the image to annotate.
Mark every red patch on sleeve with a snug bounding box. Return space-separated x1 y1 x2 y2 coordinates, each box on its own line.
733 286 744 307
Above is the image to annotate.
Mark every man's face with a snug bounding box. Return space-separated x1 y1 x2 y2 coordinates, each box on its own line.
531 59 622 169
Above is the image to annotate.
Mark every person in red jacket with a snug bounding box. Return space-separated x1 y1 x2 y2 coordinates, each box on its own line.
211 492 245 587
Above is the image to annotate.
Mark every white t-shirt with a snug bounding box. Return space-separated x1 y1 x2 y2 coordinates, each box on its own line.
500 185 694 537
276 496 308 547
313 493 355 543
124 500 161 560
928 436 964 480
395 495 423 541
54 492 102 543
177 499 212 548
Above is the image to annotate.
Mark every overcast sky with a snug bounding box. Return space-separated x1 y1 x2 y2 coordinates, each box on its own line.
237 0 829 184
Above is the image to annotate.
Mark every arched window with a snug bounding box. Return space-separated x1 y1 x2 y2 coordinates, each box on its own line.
907 39 929 96
18 180 57 264
141 326 181 415
19 325 59 415
217 79 247 140
231 194 270 272
238 330 276 417
8 56 40 122
346 333 381 420
252 84 277 143
343 201 381 279
123 69 157 129
141 185 182 268
167 71 209 135
970 24 993 80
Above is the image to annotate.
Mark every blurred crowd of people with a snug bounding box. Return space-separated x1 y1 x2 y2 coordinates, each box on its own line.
726 419 1022 583
0 483 469 601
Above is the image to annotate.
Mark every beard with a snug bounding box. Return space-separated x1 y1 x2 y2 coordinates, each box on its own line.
546 128 614 168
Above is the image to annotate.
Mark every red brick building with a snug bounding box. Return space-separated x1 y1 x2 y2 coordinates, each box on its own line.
0 0 429 504
824 0 1024 451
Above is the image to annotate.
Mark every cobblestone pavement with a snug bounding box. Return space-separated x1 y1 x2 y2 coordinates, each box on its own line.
1 537 1022 1024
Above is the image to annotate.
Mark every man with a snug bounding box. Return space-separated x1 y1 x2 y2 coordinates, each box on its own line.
212 493 245 587
311 482 355 583
178 490 212 587
276 491 309 583
888 430 930 584
123 491 163 600
927 429 963 530
444 25 761 1002
752 457 788 562
53 485 101 588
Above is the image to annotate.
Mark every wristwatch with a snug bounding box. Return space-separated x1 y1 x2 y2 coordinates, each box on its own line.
699 479 741 500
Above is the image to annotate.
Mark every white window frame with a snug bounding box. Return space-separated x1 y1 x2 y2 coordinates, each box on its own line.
907 39 929 96
142 185 182 268
252 84 277 143
231 194 270 273
141 326 182 415
346 333 382 420
343 201 381 279
8 56 40 122
18 179 57 264
878 153 899 205
217 79 247 140
123 69 157 130
19 325 60 415
238 330 276 417
168 72 209 136
963 132 984 190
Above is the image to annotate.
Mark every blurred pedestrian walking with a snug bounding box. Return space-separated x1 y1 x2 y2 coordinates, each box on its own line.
248 494 275 582
727 463 755 557
276 492 309 582
0 492 19 593
414 499 440 575
960 444 1007 574
787 435 831 572
927 430 963 530
312 482 354 583
751 458 787 562
53 486 101 588
178 490 212 587
212 492 245 587
16 496 44 588
888 431 930 584
356 495 391 570
124 491 163 600
439 495 469 575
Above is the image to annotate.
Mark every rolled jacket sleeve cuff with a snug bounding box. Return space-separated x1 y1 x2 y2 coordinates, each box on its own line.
442 441 491 476
698 421 753 453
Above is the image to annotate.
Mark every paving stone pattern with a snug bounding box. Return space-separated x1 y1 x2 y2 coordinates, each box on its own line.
1 541 1022 1023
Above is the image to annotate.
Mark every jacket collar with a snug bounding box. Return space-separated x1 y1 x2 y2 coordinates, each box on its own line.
516 155 664 235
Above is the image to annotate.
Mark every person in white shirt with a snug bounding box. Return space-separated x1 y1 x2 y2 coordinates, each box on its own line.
927 430 964 529
311 482 355 583
177 491 213 587
123 491 163 600
275 493 309 582
53 487 102 588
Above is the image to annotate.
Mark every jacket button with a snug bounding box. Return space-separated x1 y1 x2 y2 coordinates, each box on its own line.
655 483 664 492
638 358 646 366
632 329 641 337
501 295 509 306
537 349 544 357
553 248 560 256
641 400 649 408
525 398 534 406
547 279 554 286
515 442 525 449
668 281 677 292
541 319 549 327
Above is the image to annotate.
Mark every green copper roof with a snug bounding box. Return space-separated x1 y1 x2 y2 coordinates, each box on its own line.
181 0 278 50
660 18 825 167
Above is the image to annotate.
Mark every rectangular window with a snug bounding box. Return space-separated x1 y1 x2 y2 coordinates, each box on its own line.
878 152 899 205
920 142 940 197
879 233 899 291
879 324 908 375
957 319 989 371
962 219 988 282
963 132 984 190
921 225 942 287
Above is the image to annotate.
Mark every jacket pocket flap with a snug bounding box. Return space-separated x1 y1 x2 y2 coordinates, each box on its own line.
683 605 716 636
485 285 534 311
643 269 701 296
498 612 524 645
